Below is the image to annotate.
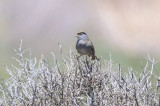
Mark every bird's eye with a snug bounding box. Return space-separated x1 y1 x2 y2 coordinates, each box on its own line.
77 32 81 35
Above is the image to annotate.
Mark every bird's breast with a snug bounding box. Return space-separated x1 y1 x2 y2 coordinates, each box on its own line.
76 40 90 55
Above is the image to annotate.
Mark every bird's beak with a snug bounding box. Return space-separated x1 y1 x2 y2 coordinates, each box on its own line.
75 35 79 37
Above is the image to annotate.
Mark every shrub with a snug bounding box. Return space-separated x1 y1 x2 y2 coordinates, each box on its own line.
0 41 160 105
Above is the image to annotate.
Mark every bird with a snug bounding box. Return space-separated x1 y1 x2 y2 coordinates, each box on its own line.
75 32 98 60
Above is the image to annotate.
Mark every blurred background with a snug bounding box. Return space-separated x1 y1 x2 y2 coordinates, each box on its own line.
1 0 160 79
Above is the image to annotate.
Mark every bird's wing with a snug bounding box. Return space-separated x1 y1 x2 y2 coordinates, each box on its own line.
86 40 95 56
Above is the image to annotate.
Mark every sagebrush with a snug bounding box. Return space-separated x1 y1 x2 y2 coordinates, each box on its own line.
0 41 160 106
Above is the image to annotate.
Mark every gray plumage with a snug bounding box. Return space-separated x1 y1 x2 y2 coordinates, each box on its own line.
76 32 96 60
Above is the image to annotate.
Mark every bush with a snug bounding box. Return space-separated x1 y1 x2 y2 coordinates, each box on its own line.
0 41 160 105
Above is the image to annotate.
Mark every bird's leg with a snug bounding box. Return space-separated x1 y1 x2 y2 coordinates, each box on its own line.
86 56 88 61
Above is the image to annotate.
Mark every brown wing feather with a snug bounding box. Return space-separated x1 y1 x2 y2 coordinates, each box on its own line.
86 40 95 60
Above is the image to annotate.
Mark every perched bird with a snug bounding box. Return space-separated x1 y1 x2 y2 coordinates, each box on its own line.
75 32 98 60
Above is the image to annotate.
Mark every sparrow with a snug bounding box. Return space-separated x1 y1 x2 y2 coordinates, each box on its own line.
75 32 98 60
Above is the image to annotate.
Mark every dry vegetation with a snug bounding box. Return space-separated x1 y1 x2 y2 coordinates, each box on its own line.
0 41 160 106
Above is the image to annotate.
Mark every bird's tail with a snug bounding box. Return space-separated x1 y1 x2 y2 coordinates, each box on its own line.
91 55 95 60
91 55 100 60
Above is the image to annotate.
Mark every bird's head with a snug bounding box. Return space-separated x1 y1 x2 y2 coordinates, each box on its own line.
75 32 88 40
